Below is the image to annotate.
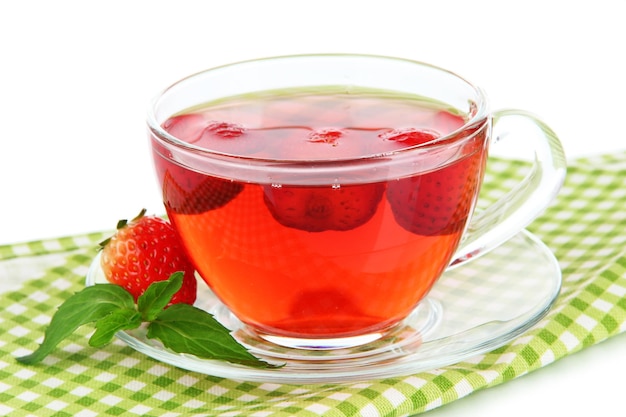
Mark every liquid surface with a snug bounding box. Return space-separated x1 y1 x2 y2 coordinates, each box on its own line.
161 88 467 160
152 89 488 338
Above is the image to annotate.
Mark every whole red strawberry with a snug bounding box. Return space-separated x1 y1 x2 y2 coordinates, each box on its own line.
99 209 197 305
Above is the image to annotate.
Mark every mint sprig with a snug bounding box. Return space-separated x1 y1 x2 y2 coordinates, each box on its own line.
16 273 279 369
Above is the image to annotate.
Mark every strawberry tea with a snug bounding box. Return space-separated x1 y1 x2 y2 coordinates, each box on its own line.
152 87 488 343
148 54 564 349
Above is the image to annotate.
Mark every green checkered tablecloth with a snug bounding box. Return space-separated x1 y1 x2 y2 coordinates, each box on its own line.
2 152 626 417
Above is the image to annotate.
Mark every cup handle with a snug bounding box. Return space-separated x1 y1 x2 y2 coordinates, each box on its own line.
450 109 567 267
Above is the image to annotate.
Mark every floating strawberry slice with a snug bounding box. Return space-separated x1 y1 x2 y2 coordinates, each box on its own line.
162 167 244 214
153 149 243 215
387 149 483 236
386 120 488 235
263 182 386 232
277 127 367 161
163 114 246 142
204 120 246 138
378 127 440 147
307 128 344 145
162 114 264 159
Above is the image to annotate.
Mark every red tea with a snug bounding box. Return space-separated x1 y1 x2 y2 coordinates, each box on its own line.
152 89 488 339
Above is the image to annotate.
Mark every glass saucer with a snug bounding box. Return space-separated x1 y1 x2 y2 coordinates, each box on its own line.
85 230 561 384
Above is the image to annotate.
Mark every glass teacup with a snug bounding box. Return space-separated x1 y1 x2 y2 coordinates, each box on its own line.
147 54 566 350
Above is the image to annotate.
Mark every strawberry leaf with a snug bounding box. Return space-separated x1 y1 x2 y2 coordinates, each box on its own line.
89 309 142 347
147 304 280 369
16 285 135 364
137 272 183 321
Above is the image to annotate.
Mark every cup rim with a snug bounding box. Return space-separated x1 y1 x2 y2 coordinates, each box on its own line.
147 54 489 185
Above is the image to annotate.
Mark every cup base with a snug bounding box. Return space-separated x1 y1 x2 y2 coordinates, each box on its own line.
86 230 562 382
211 298 443 361
257 332 386 351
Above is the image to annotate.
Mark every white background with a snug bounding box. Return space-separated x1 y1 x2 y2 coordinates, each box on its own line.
1 1 625 415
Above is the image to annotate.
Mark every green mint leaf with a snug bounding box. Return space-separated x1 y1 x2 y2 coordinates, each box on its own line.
137 271 183 321
89 309 142 347
17 272 281 370
16 285 135 364
147 303 280 369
